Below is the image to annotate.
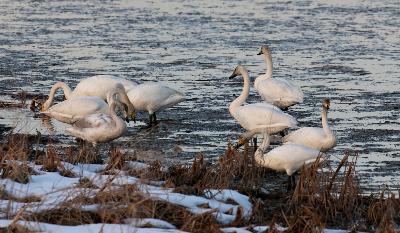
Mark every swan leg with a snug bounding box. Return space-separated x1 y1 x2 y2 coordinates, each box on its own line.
152 113 157 125
148 114 154 127
287 175 292 192
286 174 297 192
291 175 296 190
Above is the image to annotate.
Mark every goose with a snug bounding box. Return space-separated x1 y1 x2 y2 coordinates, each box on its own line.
283 99 337 152
126 82 185 126
228 65 297 147
249 129 322 191
41 76 136 120
254 45 304 110
42 88 130 124
66 91 127 146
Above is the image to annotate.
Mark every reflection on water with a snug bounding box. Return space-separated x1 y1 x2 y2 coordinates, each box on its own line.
0 0 399 192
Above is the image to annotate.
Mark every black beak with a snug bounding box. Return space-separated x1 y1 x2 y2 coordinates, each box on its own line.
229 73 237 79
257 51 263 55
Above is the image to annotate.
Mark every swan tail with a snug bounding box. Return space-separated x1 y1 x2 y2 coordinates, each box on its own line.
66 127 86 141
159 93 185 109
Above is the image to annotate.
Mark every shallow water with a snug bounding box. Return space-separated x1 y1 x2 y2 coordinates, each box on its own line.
0 0 399 192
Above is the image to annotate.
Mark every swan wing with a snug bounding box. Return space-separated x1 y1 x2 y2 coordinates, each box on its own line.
127 83 185 113
256 78 303 107
266 144 321 174
283 127 327 150
44 97 108 123
72 113 113 129
234 105 297 132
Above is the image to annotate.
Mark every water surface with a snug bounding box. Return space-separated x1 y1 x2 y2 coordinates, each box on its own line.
0 0 399 192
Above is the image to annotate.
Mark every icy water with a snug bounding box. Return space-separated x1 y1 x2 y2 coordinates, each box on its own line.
0 0 399 192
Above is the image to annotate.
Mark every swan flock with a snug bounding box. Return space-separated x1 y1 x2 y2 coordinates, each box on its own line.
35 44 336 189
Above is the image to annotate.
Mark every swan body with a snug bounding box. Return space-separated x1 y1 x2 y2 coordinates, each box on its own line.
255 45 303 109
74 75 138 96
126 82 185 125
41 76 136 120
42 95 126 124
228 65 297 135
66 93 127 146
253 130 321 190
283 99 337 152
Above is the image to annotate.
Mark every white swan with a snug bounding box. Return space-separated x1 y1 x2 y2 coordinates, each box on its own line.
283 99 337 152
66 92 127 146
126 82 185 126
251 130 322 191
254 45 304 110
41 75 136 120
229 65 297 136
42 88 129 124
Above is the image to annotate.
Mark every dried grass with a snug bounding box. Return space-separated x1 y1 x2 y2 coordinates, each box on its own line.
0 132 399 232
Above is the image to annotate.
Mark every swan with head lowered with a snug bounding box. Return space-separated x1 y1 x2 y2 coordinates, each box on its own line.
283 99 336 152
244 129 322 191
255 45 304 110
126 82 185 126
42 84 134 124
66 90 128 146
228 65 297 147
41 75 136 120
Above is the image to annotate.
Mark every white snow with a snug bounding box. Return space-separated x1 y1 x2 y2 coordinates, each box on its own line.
0 160 377 233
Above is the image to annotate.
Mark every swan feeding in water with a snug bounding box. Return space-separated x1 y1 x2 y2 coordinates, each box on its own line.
254 45 304 110
283 99 337 152
40 75 136 120
42 86 132 124
228 65 297 147
245 129 322 191
126 82 185 126
65 90 128 146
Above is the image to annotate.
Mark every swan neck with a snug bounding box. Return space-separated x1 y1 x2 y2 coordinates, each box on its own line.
321 107 331 135
254 134 271 166
109 100 125 132
263 52 273 78
117 88 135 116
229 70 250 113
43 82 72 110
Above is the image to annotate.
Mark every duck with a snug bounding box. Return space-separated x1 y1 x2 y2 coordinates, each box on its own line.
66 90 127 146
249 129 322 191
126 82 185 126
283 99 337 152
228 65 297 147
40 76 136 120
254 45 304 110
42 87 131 124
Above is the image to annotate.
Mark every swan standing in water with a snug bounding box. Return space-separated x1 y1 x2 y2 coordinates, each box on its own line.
248 130 322 191
41 76 136 120
283 99 337 152
126 82 185 126
42 87 132 124
228 65 297 147
254 45 303 110
66 92 127 146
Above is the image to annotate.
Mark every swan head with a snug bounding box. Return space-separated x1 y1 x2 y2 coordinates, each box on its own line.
257 45 270 55
323 99 330 110
229 65 247 79
40 99 51 112
123 103 136 123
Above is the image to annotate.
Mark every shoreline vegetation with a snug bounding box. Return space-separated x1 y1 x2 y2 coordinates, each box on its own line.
1 124 399 233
